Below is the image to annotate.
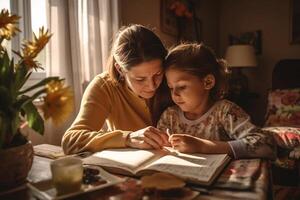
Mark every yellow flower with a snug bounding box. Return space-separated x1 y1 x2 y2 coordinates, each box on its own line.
0 9 20 40
42 80 74 125
16 27 52 70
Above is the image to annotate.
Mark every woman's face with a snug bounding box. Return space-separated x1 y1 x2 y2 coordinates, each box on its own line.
123 59 163 99
165 68 210 114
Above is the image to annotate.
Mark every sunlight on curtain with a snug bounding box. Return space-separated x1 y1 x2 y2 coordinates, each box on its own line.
38 0 120 145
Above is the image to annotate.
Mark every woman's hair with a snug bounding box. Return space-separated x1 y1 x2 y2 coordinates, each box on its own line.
107 24 167 83
164 43 229 101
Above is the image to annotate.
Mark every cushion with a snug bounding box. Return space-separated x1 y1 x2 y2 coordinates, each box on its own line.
263 127 300 150
265 88 300 127
262 127 300 169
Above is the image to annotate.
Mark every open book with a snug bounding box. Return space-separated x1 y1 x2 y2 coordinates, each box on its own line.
83 148 231 186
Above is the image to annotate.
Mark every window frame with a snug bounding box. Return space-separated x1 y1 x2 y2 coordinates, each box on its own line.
9 0 47 84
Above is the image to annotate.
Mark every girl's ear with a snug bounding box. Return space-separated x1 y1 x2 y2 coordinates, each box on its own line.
203 74 215 90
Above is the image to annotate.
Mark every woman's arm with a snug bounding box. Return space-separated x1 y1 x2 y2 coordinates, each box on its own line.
62 75 130 154
62 75 169 154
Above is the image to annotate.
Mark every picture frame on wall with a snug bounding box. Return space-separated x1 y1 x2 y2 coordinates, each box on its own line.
180 18 202 43
290 0 300 44
160 0 178 36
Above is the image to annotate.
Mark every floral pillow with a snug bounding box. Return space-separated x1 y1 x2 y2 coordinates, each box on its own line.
262 127 300 150
265 88 300 127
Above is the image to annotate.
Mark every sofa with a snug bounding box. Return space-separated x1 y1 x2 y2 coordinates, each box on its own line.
261 59 300 199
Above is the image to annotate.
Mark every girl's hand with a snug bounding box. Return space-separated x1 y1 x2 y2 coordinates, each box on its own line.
169 134 233 155
169 134 203 153
126 126 169 149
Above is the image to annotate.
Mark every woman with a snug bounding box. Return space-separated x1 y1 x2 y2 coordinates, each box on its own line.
62 25 170 154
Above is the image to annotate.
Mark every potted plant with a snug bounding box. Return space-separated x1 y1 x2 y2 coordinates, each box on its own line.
0 9 74 189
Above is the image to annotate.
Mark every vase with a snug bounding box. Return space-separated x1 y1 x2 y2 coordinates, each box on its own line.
0 140 34 190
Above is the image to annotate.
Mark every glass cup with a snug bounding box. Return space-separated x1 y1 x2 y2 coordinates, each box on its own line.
50 157 83 194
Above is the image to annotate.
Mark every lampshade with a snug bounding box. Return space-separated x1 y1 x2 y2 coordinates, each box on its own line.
225 45 257 68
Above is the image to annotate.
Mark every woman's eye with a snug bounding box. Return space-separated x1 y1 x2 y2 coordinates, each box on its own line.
156 71 163 76
135 79 145 82
154 73 163 79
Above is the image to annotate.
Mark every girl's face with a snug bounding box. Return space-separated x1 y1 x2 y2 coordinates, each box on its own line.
166 68 210 115
123 59 163 99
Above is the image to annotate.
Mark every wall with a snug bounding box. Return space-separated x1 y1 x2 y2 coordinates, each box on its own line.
219 0 300 125
121 0 219 49
121 0 300 125
121 0 176 47
194 0 219 53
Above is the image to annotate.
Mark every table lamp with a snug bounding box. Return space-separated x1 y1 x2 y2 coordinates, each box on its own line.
225 44 257 100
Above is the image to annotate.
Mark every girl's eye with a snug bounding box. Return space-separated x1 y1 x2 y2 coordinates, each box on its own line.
177 86 186 90
135 79 145 82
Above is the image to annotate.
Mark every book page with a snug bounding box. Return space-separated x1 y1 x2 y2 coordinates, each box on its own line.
83 148 157 174
140 151 230 184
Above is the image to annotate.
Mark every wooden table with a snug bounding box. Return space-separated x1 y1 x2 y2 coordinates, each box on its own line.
0 156 270 200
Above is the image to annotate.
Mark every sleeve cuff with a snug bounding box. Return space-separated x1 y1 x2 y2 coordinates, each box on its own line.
228 140 247 159
122 131 132 147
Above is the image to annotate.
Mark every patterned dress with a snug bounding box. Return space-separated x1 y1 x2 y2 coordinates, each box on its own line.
157 100 275 159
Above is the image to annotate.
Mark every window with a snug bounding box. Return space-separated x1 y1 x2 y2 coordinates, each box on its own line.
0 0 11 56
1 0 48 92
31 0 47 73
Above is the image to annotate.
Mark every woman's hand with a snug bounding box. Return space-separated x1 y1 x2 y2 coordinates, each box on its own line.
126 126 170 149
169 134 233 155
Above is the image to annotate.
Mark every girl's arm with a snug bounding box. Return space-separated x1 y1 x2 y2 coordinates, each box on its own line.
221 101 276 159
169 134 234 156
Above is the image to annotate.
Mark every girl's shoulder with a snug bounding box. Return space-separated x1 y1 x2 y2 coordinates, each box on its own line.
212 99 243 113
162 105 181 115
214 99 249 118
215 99 239 109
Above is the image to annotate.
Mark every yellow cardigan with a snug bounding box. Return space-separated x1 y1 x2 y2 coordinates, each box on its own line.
62 72 152 154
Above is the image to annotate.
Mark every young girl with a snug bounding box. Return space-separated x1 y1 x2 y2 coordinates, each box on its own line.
157 43 275 159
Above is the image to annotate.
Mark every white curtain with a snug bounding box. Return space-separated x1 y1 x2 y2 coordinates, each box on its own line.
28 0 120 145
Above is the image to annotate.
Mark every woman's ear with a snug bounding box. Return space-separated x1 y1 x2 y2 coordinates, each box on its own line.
114 63 123 75
203 74 215 90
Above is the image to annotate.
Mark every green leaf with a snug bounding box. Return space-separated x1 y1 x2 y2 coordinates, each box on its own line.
14 89 46 116
0 115 6 148
22 101 44 135
14 95 31 112
0 111 11 149
14 62 29 91
0 86 12 113
0 51 13 88
18 76 61 94
10 111 20 136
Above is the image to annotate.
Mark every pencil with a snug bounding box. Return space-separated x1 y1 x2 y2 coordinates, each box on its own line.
166 128 171 137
